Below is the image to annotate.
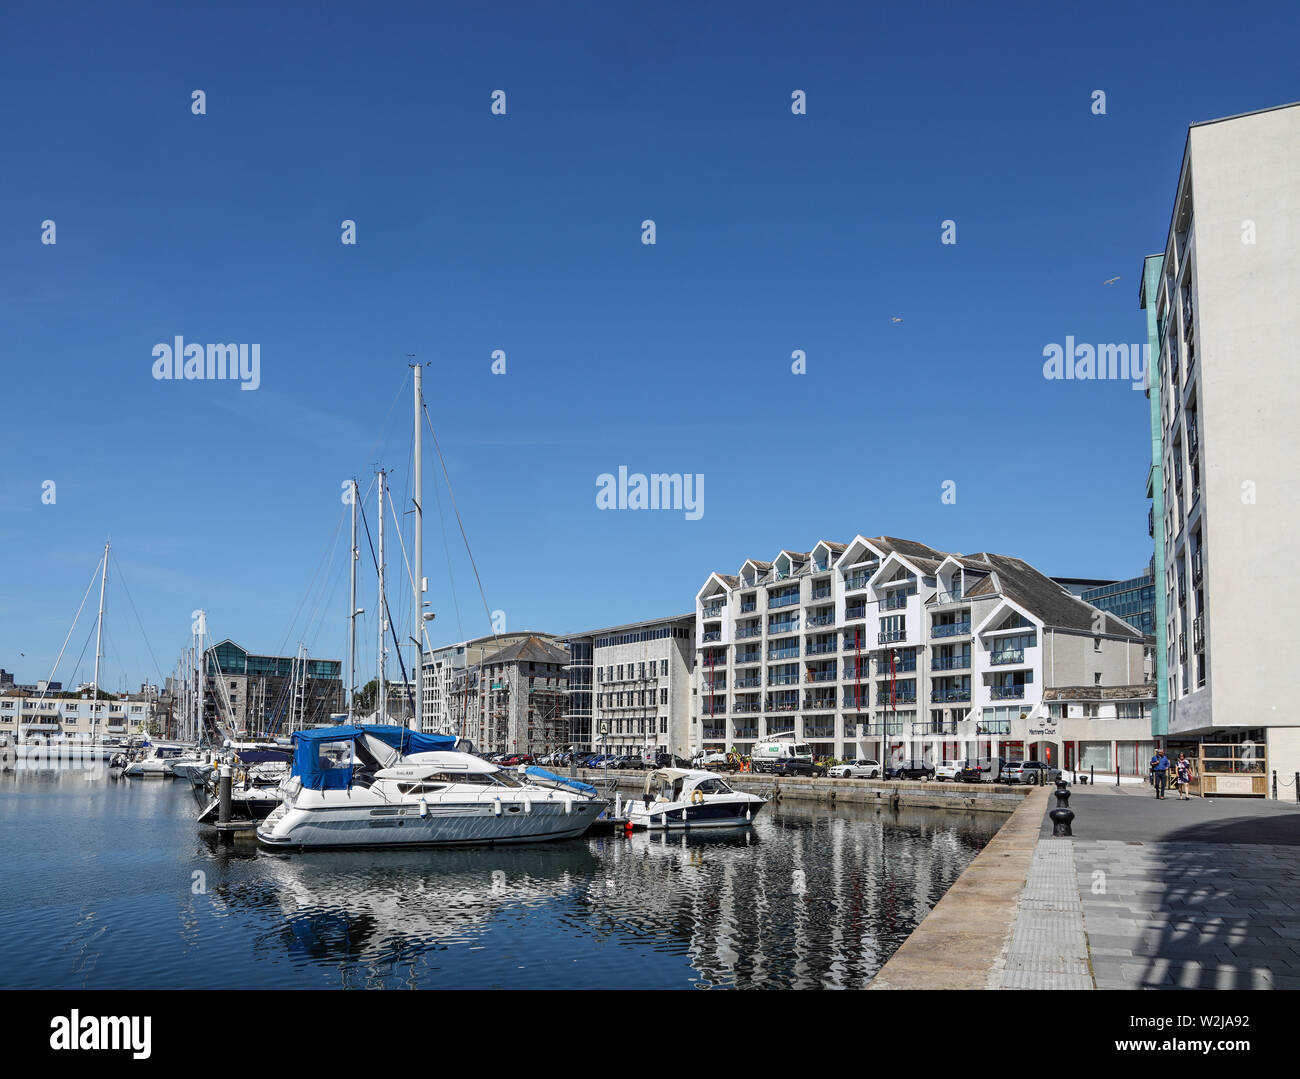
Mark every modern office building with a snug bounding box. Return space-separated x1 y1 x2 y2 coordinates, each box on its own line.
1140 252 1170 740
202 640 343 737
1080 571 1157 636
694 537 1150 772
1144 102 1300 778
561 614 695 758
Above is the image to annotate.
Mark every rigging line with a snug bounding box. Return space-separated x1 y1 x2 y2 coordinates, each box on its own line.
421 403 500 651
35 556 104 701
300 501 349 654
427 443 464 642
357 496 418 725
66 615 100 696
107 547 166 688
273 497 348 663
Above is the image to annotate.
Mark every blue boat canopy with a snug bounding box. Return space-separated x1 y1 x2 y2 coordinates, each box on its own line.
290 724 458 791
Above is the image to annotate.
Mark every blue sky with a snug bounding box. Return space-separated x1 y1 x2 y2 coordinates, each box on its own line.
1 0 1296 691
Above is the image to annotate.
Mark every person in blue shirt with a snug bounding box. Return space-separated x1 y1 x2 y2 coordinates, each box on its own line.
1150 749 1172 799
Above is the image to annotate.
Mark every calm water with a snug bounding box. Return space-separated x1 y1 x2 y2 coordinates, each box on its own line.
0 763 1001 989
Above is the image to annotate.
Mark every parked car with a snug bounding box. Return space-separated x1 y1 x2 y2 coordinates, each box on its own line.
934 759 966 782
772 756 827 777
828 758 881 779
1002 760 1061 785
957 757 1012 783
885 759 935 781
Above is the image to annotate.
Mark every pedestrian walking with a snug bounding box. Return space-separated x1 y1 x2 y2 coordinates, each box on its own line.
1152 749 1171 799
1176 753 1193 799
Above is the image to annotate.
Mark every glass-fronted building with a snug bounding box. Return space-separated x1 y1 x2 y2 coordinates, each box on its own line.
1080 573 1156 636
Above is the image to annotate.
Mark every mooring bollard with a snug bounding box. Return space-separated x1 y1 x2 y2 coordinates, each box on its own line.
1050 776 1074 838
1294 772 1299 804
1272 770 1278 800
218 761 233 827
1090 766 1094 786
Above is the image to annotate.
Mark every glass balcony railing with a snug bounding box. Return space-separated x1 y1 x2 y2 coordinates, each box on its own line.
739 602 756 613
804 699 837 712
977 719 1012 735
879 590 915 611
930 688 971 703
844 606 866 621
767 647 800 661
734 727 759 739
733 676 761 688
736 626 761 639
811 587 832 600
931 655 970 671
990 648 1025 666
843 636 866 651
702 605 724 618
735 652 761 665
733 703 760 714
878 630 907 644
809 669 838 682
931 622 970 638
768 621 799 636
991 685 1026 700
768 593 800 609
767 674 800 686
845 573 873 591
842 666 868 681
876 692 917 706
702 631 721 643
805 642 837 656
882 658 917 673
806 614 835 627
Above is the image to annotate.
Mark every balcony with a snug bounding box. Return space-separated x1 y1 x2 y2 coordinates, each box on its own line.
879 590 914 611
701 727 726 741
930 688 971 703
842 666 868 682
733 703 760 714
702 679 726 692
734 727 759 740
1179 633 1188 663
767 673 800 686
990 648 1025 666
808 669 838 682
914 721 958 736
739 602 756 614
1191 549 1203 586
844 605 867 621
701 698 727 715
990 685 1025 700
931 622 970 638
806 614 835 628
767 647 800 661
811 586 832 601
861 721 904 737
804 698 837 712
768 592 800 610
875 691 917 706
881 657 917 673
928 590 966 607
765 702 800 713
931 655 970 671
977 719 1012 736
805 641 837 656
735 652 761 666
878 630 908 645
733 676 761 689
843 635 867 651
702 605 724 619
768 619 799 636
736 626 761 639
1193 616 1204 653
845 572 873 591
702 631 721 643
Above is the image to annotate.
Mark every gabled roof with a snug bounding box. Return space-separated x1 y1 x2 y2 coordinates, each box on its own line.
481 635 571 666
965 553 1144 638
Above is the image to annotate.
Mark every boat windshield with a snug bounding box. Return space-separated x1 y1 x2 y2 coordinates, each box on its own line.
693 777 734 795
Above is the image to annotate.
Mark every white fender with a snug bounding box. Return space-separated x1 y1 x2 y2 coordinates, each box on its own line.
419 797 428 819
493 797 502 817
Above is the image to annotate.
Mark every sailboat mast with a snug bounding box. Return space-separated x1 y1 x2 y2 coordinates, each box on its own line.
377 469 387 725
91 541 109 743
413 363 424 733
348 478 358 722
196 614 206 743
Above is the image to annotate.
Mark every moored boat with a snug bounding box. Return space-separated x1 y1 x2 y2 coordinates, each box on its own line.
625 768 766 830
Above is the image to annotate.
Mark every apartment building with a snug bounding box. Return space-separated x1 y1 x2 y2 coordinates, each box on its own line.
1143 102 1300 778
421 632 545 733
202 640 342 737
694 537 1149 772
0 692 152 744
445 636 569 754
562 614 694 758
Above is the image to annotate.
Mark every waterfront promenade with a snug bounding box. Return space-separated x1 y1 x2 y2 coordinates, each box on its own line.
872 781 1300 990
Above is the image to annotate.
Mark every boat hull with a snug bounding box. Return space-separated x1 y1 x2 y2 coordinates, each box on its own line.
257 798 607 849
630 796 766 830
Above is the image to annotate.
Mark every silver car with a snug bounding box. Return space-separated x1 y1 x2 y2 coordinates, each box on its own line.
1002 760 1061 785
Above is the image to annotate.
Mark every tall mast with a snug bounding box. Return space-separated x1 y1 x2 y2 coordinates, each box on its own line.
377 469 387 725
91 541 109 743
413 363 424 733
196 614 206 743
348 478 358 722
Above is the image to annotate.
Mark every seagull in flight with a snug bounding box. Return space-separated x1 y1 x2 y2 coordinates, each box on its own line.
1104 276 1121 285
890 316 903 323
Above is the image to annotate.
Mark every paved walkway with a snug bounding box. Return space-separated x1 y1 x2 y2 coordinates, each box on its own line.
1016 783 1300 989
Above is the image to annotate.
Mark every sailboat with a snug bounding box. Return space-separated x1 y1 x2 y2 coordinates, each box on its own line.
257 366 606 849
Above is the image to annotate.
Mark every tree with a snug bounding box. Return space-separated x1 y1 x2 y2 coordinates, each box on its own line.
354 678 377 714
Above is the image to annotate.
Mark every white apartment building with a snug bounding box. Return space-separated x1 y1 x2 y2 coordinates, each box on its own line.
0 693 152 744
694 537 1150 772
1148 102 1300 779
562 615 694 758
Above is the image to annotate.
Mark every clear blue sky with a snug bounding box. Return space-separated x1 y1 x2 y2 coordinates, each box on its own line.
1 0 1295 691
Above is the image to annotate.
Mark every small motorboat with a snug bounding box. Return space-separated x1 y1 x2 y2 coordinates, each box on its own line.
626 768 766 830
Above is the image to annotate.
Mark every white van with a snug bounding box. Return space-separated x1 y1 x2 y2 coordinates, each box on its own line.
751 740 813 773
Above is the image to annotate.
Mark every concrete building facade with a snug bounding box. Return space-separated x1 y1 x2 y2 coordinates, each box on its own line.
1146 102 1300 780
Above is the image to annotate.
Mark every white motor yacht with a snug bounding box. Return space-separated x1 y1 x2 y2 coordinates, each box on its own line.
625 768 766 830
257 725 607 849
121 742 194 778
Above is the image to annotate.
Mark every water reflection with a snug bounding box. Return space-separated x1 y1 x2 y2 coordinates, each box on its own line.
0 768 1000 989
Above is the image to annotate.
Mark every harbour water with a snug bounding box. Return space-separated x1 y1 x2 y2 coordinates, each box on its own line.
0 764 1002 989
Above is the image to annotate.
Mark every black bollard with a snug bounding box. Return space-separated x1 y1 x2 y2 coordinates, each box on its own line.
1295 772 1299 805
1272 770 1278 800
1090 766 1095 787
1050 776 1074 837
